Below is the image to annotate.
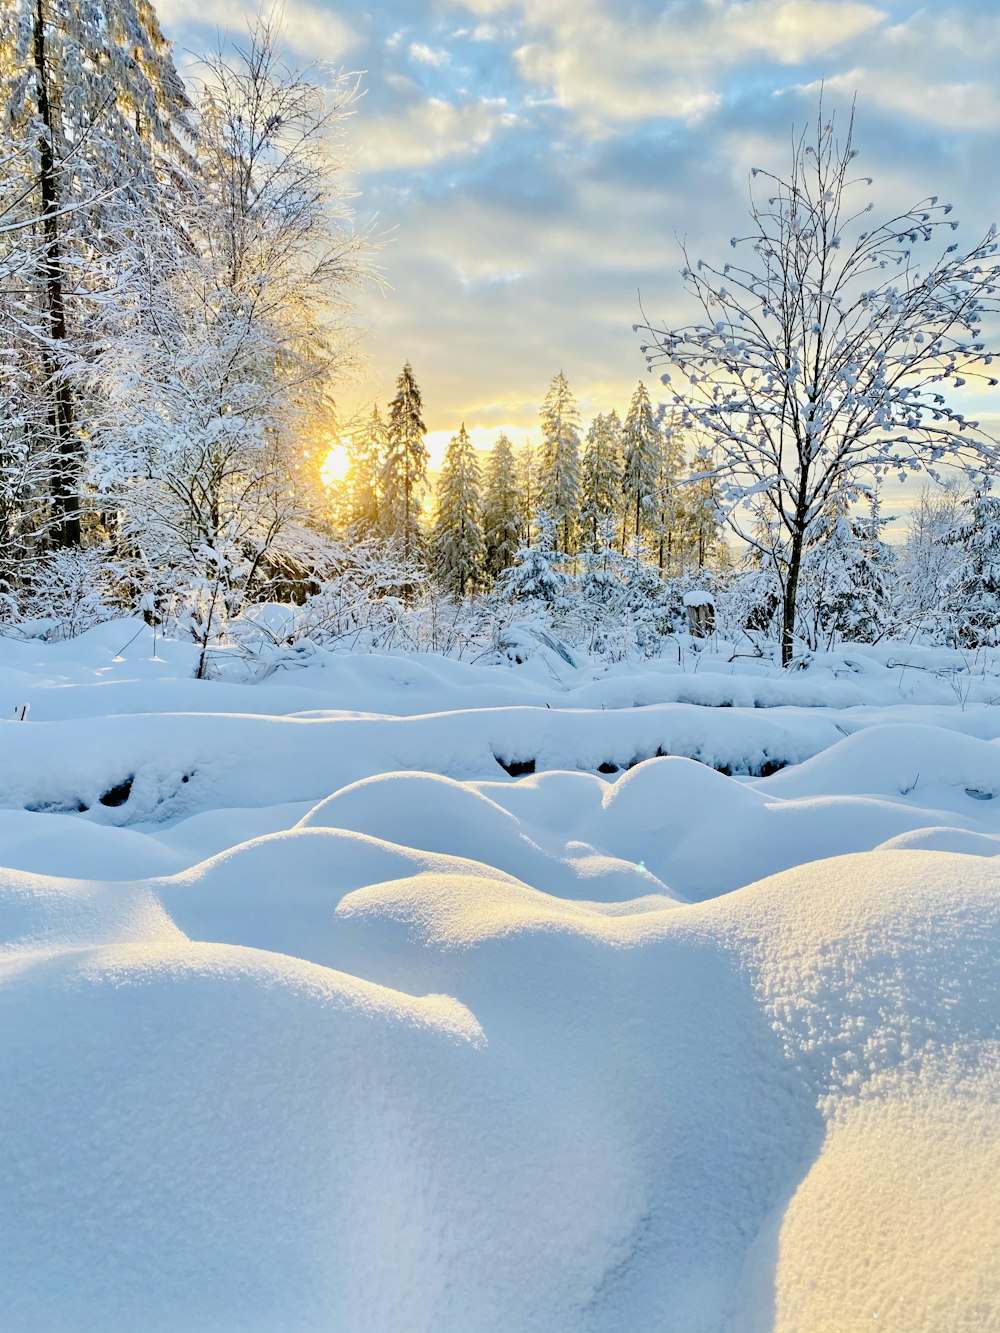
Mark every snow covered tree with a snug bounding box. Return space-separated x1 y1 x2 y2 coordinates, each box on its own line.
346 407 385 535
943 482 1000 647
621 382 661 549
432 423 483 599
897 481 965 634
517 442 538 545
382 362 429 560
580 410 622 552
538 371 581 556
481 432 524 580
91 16 366 640
498 510 567 606
650 410 685 573
799 492 894 647
639 101 1000 664
2 0 194 547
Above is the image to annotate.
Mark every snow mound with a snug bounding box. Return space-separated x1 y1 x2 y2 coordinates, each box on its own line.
299 771 673 901
758 722 1000 800
0 935 483 1333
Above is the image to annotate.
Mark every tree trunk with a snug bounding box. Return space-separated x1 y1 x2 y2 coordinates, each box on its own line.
33 0 80 548
782 524 806 667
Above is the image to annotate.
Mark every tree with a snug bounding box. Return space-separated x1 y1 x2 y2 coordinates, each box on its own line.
621 382 661 549
91 16 366 648
382 361 429 559
638 101 1000 664
579 410 622 552
516 442 538 545
538 370 581 556
799 491 894 647
432 423 483 599
499 510 567 606
482 432 524 580
898 480 965 634
651 409 685 573
943 481 1000 647
3 0 194 547
346 406 385 534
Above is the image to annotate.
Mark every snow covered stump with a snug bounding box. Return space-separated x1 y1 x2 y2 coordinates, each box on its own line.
684 589 715 639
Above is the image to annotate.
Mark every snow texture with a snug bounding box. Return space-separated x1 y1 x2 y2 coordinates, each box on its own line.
1 621 998 1331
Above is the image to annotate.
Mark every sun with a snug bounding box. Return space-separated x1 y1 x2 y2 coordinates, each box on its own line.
320 441 351 487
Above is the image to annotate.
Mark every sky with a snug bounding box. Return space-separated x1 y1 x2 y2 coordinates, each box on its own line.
158 0 1000 490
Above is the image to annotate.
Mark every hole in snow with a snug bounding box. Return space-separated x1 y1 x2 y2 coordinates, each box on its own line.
494 755 536 777
99 776 134 808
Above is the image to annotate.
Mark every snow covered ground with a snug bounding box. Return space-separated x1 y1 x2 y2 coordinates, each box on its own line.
1 621 998 1331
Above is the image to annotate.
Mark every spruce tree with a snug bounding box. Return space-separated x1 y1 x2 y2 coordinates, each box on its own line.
481 432 524 581
654 411 685 572
621 381 661 551
382 362 429 559
580 410 622 552
347 406 385 534
432 423 483 599
517 442 537 546
945 481 1000 646
538 370 581 556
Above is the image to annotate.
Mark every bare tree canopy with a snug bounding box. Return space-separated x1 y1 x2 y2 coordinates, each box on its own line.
638 100 1000 665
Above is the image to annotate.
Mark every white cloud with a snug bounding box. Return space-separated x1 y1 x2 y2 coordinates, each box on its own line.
409 41 451 65
353 95 516 171
156 0 359 62
509 0 886 130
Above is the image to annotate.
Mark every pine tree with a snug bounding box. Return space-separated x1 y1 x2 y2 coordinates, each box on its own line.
621 381 661 551
579 410 622 552
538 370 581 556
432 423 483 599
481 432 524 581
382 361 429 559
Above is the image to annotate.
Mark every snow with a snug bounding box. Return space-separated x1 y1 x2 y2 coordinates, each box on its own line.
1 622 998 1330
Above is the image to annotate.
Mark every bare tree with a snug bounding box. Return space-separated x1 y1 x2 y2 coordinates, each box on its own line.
92 14 369 666
638 100 1000 665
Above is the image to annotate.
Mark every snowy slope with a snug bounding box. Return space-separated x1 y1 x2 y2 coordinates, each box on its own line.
1 624 998 1331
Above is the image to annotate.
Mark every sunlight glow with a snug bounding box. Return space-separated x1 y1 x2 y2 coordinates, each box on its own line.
320 441 352 487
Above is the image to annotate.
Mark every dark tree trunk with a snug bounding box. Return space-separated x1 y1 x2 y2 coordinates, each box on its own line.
33 0 81 547
782 523 806 668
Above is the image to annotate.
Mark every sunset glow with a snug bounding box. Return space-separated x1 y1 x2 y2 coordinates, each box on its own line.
320 441 351 487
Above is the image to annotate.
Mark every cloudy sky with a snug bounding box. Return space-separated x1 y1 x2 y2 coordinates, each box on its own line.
159 0 1000 470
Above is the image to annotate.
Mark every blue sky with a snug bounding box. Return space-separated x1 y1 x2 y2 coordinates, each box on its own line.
159 0 1000 473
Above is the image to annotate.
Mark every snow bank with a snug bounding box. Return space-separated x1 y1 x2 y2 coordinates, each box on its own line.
2 626 999 1331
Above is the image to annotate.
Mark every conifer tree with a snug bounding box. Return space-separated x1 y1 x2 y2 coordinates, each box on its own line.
481 432 524 580
432 423 483 599
517 442 537 546
621 381 661 550
347 407 385 534
2 0 195 547
579 410 622 552
653 412 685 572
499 510 567 606
538 370 581 556
944 481 1000 646
382 361 429 559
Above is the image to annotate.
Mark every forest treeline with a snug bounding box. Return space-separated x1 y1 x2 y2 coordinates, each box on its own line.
4 0 1000 667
